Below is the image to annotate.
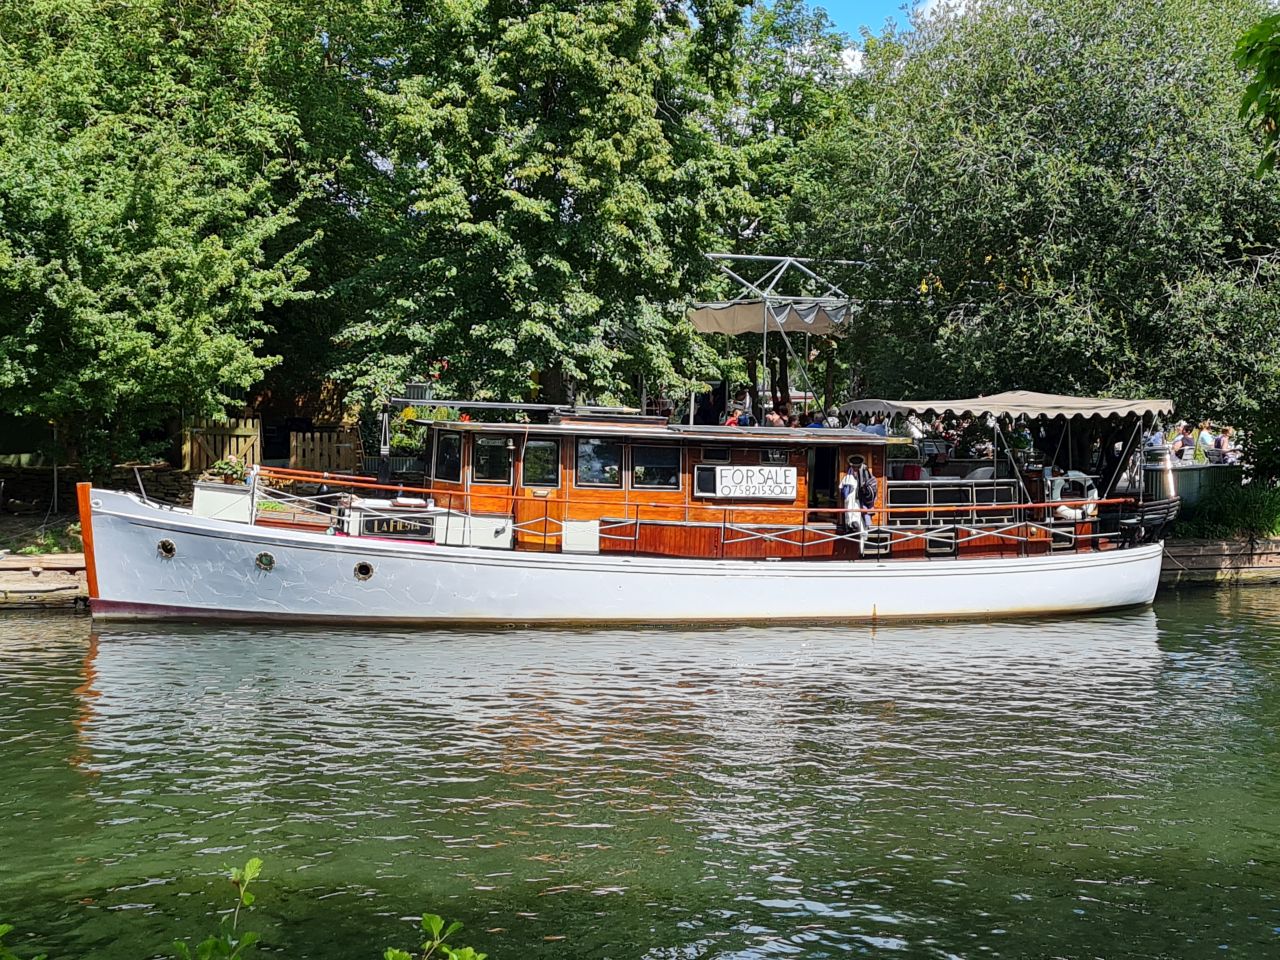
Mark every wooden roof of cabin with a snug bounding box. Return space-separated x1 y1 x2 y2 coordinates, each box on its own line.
414 418 891 447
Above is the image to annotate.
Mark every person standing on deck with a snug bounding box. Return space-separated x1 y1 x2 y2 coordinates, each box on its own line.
840 455 876 548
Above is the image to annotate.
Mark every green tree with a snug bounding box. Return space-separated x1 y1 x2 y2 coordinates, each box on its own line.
0 0 337 466
710 0 855 411
795 0 1280 468
1237 13 1280 171
333 0 747 408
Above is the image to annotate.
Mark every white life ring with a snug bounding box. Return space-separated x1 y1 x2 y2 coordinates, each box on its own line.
1049 472 1098 521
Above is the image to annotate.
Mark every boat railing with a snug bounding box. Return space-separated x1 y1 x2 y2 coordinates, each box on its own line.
247 467 1171 559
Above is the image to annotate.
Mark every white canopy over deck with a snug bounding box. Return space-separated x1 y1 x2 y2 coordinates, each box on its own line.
841 390 1174 422
687 299 851 336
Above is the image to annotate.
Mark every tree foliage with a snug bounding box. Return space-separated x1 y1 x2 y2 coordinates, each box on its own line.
1237 13 1280 172
3 0 1280 474
332 0 745 407
709 0 853 409
794 0 1280 466
0 0 329 464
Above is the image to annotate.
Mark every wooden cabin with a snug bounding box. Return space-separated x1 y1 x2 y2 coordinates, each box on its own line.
402 410 1080 561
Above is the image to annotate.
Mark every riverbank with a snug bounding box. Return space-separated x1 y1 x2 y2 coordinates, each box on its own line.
0 514 85 609
0 513 81 555
1160 537 1280 586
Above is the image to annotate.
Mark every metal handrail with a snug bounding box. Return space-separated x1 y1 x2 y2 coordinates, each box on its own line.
250 468 1158 558
254 466 1133 519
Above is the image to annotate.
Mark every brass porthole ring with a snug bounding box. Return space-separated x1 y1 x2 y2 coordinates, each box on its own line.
157 538 176 559
354 561 374 581
255 551 276 572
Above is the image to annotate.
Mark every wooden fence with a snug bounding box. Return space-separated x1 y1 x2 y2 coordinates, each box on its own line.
290 429 362 473
183 417 261 474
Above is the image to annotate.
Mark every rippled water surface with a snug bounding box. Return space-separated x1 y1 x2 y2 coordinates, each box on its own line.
4 593 1280 959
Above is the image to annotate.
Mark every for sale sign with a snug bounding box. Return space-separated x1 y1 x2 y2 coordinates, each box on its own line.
713 465 797 500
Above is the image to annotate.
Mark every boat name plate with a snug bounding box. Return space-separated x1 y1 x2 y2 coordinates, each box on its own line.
360 515 436 539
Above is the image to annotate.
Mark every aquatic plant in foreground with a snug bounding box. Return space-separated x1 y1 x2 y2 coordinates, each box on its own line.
384 914 487 960
174 857 262 960
0 923 46 960
2 857 486 960
168 858 486 960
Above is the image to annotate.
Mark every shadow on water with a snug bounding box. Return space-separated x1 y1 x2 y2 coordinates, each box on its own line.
3 599 1280 958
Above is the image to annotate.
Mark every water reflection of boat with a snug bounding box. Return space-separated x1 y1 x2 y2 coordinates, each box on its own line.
68 616 1170 882
79 611 1163 736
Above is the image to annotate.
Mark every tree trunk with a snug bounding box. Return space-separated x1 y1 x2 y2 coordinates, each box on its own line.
540 364 570 406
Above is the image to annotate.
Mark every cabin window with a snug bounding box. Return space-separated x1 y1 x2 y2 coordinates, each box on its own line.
576 438 623 487
473 435 513 483
761 448 788 465
632 446 681 490
694 465 717 496
702 446 730 463
434 432 462 483
522 439 560 487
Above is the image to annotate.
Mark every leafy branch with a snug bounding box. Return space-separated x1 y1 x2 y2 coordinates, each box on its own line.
384 913 486 960
0 923 46 960
174 857 263 960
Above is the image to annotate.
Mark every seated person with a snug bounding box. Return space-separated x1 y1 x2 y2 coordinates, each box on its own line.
1170 423 1196 459
1197 420 1215 451
1214 426 1239 463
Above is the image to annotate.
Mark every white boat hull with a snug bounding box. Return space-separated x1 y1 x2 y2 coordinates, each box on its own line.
83 489 1163 623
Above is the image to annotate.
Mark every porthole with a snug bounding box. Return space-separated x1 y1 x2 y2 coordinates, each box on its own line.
354 561 374 581
255 551 276 572
157 538 176 559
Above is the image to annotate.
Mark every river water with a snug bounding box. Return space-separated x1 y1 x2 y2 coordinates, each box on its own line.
3 594 1280 959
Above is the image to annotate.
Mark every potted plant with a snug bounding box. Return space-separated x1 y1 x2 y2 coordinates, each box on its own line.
208 455 249 484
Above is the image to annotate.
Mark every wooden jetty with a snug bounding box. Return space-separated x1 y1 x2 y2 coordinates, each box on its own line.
0 553 88 609
1160 538 1280 587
